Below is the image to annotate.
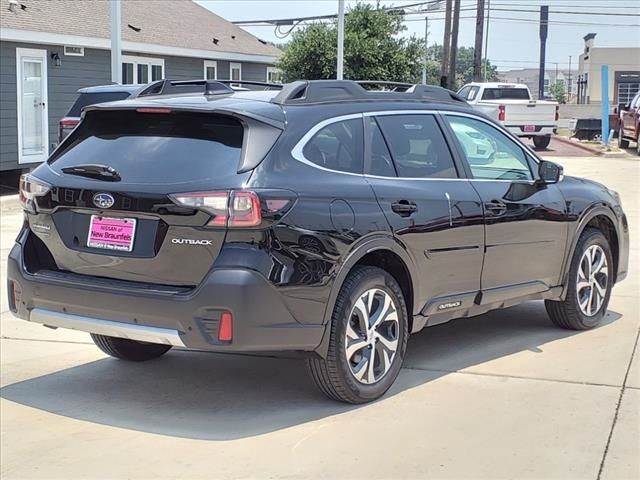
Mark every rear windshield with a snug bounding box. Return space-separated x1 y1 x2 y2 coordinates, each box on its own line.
66 92 133 117
49 110 244 184
481 88 530 100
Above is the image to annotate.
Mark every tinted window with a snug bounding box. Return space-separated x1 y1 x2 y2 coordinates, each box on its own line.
367 118 396 177
302 118 363 174
447 115 533 181
49 111 243 184
67 92 133 117
376 114 457 179
481 88 530 100
458 86 479 101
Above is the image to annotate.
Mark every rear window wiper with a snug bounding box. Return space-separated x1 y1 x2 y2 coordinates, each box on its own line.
61 164 121 182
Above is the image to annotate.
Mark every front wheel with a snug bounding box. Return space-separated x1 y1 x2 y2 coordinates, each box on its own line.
533 135 551 150
545 228 613 330
91 334 172 361
306 266 408 404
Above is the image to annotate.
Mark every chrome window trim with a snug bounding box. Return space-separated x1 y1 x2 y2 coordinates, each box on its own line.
290 108 543 181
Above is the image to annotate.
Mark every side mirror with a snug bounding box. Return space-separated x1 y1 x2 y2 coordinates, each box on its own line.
538 160 563 184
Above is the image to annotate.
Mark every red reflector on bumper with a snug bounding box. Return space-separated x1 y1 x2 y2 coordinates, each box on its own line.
218 312 233 342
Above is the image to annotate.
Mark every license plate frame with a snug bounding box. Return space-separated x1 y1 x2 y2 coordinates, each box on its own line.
523 125 536 133
87 215 137 252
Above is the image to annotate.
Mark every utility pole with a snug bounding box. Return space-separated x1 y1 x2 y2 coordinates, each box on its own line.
448 0 461 90
110 0 122 84
422 16 429 84
483 0 491 81
440 0 452 88
337 0 345 80
568 55 572 101
538 5 549 100
473 0 485 82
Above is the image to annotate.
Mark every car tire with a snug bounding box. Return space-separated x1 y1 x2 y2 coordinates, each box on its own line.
545 228 613 330
91 334 172 361
306 266 408 404
618 128 629 148
532 135 551 150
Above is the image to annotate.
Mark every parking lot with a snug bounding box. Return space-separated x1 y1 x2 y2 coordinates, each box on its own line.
1 154 638 480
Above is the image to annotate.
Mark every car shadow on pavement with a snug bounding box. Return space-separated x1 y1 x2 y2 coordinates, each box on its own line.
0 301 621 441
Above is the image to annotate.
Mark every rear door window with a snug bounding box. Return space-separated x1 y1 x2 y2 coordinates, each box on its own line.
302 118 363 174
66 92 133 117
375 114 458 179
458 86 479 101
49 110 244 184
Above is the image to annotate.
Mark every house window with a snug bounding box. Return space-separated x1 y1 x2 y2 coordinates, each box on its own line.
122 55 164 84
204 60 217 80
64 46 84 56
267 67 282 84
230 62 242 86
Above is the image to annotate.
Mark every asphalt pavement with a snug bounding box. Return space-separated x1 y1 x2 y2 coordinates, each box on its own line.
1 154 638 480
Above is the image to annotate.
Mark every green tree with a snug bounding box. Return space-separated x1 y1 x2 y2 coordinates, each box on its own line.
276 2 499 89
277 3 423 83
549 81 567 104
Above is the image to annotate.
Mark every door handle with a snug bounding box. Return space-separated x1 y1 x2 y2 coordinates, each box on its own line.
485 200 507 215
391 200 417 217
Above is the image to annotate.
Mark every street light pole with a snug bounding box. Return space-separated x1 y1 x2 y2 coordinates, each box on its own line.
337 0 345 80
483 0 490 81
110 0 122 84
422 16 429 84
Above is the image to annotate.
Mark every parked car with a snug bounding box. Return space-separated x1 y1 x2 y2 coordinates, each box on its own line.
58 84 142 142
9 79 629 404
458 82 558 150
618 91 640 154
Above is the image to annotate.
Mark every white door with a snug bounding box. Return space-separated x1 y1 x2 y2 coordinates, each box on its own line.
16 48 49 164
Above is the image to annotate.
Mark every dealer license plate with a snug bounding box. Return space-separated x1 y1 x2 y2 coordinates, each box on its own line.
87 216 136 252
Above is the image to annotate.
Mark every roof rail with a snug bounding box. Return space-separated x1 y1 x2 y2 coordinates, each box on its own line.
215 80 283 90
271 80 466 105
135 79 234 97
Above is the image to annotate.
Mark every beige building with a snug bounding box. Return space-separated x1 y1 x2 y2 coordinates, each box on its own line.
577 33 640 105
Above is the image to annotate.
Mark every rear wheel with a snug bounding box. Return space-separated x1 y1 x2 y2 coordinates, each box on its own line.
533 135 551 150
545 228 613 330
306 266 408 404
91 334 172 361
618 128 629 148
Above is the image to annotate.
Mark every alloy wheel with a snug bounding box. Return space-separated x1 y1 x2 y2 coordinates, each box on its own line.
576 244 609 317
344 288 399 385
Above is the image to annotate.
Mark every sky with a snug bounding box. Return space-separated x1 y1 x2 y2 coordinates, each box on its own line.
197 0 640 72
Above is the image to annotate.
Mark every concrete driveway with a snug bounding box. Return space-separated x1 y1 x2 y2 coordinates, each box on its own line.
1 155 638 480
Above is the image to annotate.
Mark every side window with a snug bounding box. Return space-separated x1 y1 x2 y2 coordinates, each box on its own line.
458 86 479 101
367 118 396 177
446 115 533 181
376 114 458 179
467 86 479 101
302 118 364 174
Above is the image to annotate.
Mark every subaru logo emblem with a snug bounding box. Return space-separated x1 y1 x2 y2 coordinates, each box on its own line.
93 193 115 209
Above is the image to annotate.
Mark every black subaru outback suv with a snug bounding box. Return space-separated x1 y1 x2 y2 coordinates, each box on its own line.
8 79 629 403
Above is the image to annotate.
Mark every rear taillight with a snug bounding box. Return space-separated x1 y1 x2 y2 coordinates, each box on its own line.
19 174 51 214
498 105 506 122
170 190 270 228
555 105 560 122
59 118 79 142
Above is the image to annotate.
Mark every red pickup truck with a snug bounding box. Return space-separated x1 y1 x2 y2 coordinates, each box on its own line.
619 92 640 155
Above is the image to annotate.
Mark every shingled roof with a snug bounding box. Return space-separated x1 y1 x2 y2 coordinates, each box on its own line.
0 0 281 59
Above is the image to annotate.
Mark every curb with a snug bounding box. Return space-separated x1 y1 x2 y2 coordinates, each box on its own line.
553 135 604 156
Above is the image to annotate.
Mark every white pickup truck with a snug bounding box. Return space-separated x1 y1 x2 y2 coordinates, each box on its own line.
457 82 558 150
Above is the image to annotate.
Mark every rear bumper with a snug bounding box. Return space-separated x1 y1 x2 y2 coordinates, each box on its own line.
7 238 325 353
506 126 556 137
